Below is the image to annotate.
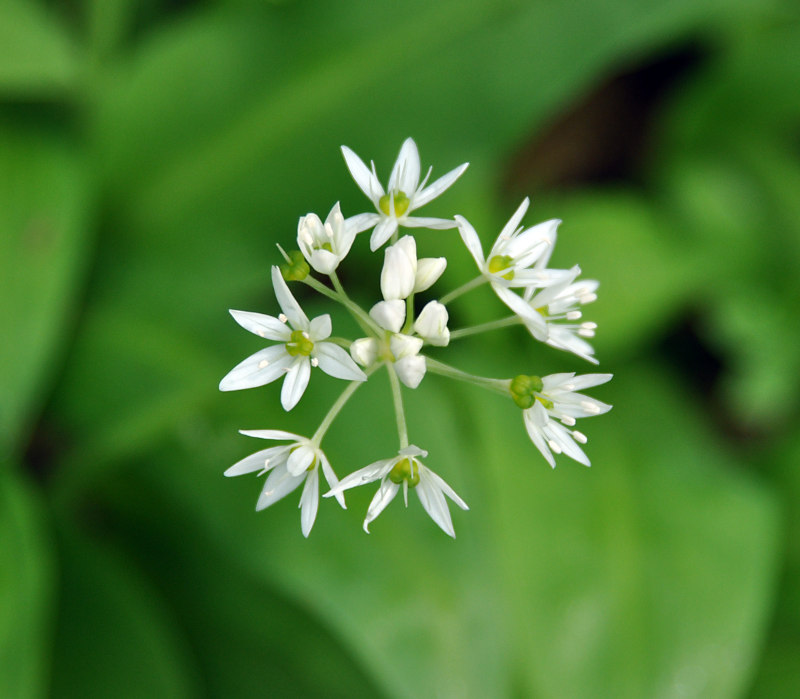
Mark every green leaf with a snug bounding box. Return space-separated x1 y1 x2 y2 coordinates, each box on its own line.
0 467 55 699
0 0 78 95
0 124 91 456
48 517 198 698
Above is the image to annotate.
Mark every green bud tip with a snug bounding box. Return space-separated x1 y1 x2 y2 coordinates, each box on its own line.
388 457 420 487
379 191 410 217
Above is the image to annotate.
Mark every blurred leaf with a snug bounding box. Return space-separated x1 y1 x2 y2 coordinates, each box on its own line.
0 124 91 456
48 516 199 698
0 0 78 95
0 467 55 699
478 363 779 698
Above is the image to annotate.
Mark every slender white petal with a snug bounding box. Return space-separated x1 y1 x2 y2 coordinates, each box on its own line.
402 216 458 229
256 464 305 510
425 469 469 511
313 342 367 381
319 454 346 508
416 469 456 538
389 138 421 195
370 217 398 251
280 358 311 411
346 212 380 234
523 405 556 468
308 314 332 341
271 266 309 330
328 460 394 494
341 145 384 204
493 285 548 338
219 345 293 391
238 429 303 441
495 197 530 244
413 162 469 209
299 468 320 537
455 215 486 268
224 446 290 476
287 443 316 476
229 310 290 341
363 480 400 532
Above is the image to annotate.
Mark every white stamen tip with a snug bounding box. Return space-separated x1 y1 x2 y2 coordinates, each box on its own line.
566 311 582 321
561 416 576 426
278 314 288 324
258 359 270 369
310 357 319 367
578 328 595 338
572 430 588 444
548 439 562 454
582 322 598 330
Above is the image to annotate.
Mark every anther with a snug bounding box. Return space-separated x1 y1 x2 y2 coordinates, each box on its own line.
279 314 288 323
572 430 588 444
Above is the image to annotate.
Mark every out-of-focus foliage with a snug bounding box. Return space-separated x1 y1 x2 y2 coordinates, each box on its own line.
1 0 798 696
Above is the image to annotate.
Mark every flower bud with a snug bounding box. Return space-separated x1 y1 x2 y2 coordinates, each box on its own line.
380 235 417 300
414 257 446 293
369 300 405 333
413 301 450 346
395 355 426 389
390 333 423 359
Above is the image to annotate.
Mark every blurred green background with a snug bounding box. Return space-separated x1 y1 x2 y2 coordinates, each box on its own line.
2 0 799 696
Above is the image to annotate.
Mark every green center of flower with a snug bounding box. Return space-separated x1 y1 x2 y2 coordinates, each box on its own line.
286 329 314 357
379 191 410 217
488 254 515 280
388 457 420 487
509 374 544 409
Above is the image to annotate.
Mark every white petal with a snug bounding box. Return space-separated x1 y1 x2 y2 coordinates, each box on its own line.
370 217 398 251
238 429 303 441
413 301 449 346
271 266 309 330
493 285 548 339
308 314 332 341
394 355 426 389
229 310 290 341
219 345 293 391
363 480 400 532
389 138 420 194
413 162 469 209
225 446 290 477
496 198 530 244
280 358 311 411
256 464 304 510
547 421 591 466
308 249 339 275
455 215 486 269
416 469 456 538
299 468 320 537
369 300 405 333
523 408 556 468
314 342 367 381
414 257 447 293
556 373 613 391
403 216 458 229
345 212 380 235
341 145 383 204
287 444 316 476
425 467 469 511
390 333 423 359
319 453 346 508
328 459 395 494
349 337 379 367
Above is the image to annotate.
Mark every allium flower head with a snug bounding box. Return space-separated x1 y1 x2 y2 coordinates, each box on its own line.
219 267 366 410
341 138 469 251
226 430 346 537
326 445 468 537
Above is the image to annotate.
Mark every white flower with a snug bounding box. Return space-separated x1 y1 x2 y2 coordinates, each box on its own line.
297 202 363 275
325 445 468 537
341 138 469 250
521 373 612 467
225 430 346 537
381 235 417 300
414 301 450 346
369 299 406 333
502 271 600 363
219 267 367 409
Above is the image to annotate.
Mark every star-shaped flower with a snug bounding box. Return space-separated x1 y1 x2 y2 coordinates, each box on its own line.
516 373 612 467
297 202 369 275
225 430 346 537
341 138 469 250
326 445 468 537
219 266 366 410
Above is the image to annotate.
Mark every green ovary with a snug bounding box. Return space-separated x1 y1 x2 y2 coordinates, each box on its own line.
388 458 420 487
286 329 314 357
379 191 410 217
488 255 515 281
510 374 545 409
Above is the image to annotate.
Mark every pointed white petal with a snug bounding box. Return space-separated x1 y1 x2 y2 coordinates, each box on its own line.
345 212 381 235
455 215 486 269
341 145 384 204
523 408 556 468
425 468 469 510
238 429 303 441
363 480 400 532
413 162 469 209
497 198 530 243
370 217 398 251
229 310 290 341
308 249 339 275
558 373 613 390
416 469 456 537
308 314 332 341
299 468 320 537
287 444 316 476
280 359 311 411
403 216 458 229
314 342 367 381
414 257 447 293
219 345 293 391
319 453 346 508
493 285 548 339
548 421 591 466
389 138 420 194
271 266 309 329
225 446 290 477
328 459 395 494
256 465 304 510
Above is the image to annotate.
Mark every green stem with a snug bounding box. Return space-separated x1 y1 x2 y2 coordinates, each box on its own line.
439 275 487 305
449 315 521 340
425 357 510 397
330 271 383 335
386 363 409 449
401 293 415 335
303 275 376 336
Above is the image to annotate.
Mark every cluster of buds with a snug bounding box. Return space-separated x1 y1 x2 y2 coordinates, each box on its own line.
220 139 612 537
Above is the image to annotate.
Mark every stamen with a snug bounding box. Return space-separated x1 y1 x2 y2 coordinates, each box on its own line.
560 416 576 426
572 430 588 444
278 314 288 324
548 439 562 454
566 311 582 321
310 357 319 368
578 328 595 338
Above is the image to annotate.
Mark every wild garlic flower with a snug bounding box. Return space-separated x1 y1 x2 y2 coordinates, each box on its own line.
326 445 468 537
219 266 366 410
220 137 613 539
341 138 469 250
225 430 346 537
510 373 612 467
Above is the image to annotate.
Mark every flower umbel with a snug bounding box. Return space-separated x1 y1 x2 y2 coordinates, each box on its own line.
220 137 613 538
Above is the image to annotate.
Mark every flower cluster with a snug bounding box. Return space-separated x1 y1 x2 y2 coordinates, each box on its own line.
220 138 612 537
